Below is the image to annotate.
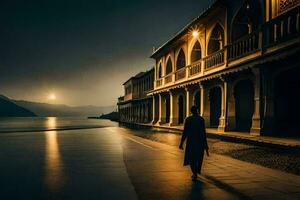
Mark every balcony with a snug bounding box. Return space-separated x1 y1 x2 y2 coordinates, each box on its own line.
156 79 163 87
228 31 260 61
188 60 202 77
204 49 225 70
153 5 299 90
164 73 173 84
264 5 300 47
175 67 186 81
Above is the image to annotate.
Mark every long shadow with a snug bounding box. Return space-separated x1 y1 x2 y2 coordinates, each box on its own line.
203 175 252 200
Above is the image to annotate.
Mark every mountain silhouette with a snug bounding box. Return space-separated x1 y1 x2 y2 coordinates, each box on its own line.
0 95 37 117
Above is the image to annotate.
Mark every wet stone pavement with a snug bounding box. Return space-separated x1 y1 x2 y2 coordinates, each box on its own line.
124 126 300 176
0 127 299 200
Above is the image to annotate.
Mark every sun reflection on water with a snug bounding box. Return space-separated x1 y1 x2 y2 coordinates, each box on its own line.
44 118 65 192
46 117 57 129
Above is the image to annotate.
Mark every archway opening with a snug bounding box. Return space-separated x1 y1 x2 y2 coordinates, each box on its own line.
274 67 300 136
209 87 221 127
191 41 202 63
176 49 186 70
178 95 185 124
158 63 162 79
166 58 173 75
235 79 254 132
231 0 262 41
194 91 201 114
165 96 170 123
208 24 224 55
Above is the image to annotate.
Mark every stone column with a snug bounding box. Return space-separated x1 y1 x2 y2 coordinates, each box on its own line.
218 80 227 132
251 68 262 135
158 93 166 125
200 83 210 127
169 90 178 126
151 95 156 124
186 88 191 117
226 81 236 131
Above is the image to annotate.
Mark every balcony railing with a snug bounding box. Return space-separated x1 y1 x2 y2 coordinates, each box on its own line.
156 79 162 87
175 67 186 81
164 73 173 84
204 49 225 70
265 5 300 47
228 31 260 60
188 60 202 77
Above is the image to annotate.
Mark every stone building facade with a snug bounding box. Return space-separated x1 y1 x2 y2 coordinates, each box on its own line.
148 0 300 136
118 68 154 123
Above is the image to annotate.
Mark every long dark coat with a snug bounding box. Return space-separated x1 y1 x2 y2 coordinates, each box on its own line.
180 114 208 167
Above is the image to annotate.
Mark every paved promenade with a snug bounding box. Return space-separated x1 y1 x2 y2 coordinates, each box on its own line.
0 127 299 199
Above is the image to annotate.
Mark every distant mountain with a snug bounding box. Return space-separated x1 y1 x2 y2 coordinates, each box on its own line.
0 95 116 117
0 95 37 117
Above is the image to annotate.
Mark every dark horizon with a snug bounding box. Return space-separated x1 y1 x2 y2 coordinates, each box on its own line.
0 0 210 106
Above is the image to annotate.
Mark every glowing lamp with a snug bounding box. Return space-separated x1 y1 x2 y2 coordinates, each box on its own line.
192 31 199 37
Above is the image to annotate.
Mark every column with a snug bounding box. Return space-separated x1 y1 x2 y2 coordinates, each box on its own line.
151 95 156 124
200 83 210 127
185 87 192 116
169 91 174 126
251 68 262 135
226 81 236 131
170 91 179 126
158 93 166 125
218 80 227 132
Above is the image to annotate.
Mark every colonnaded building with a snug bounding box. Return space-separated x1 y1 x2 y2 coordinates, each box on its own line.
118 0 300 137
118 69 154 123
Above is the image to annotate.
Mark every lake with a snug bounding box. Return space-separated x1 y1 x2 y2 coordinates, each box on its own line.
0 117 118 133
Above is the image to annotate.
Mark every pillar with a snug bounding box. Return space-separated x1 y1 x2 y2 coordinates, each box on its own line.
200 83 210 127
251 68 262 135
158 93 166 125
218 80 227 132
185 87 193 116
169 90 179 126
226 81 236 131
151 95 156 124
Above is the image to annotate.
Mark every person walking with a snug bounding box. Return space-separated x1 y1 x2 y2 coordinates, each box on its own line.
179 105 209 181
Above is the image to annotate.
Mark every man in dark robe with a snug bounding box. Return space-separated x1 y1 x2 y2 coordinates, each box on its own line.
179 106 209 181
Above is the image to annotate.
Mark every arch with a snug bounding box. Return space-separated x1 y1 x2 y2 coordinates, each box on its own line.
176 49 186 70
274 67 300 136
166 57 173 75
234 79 254 132
208 23 224 55
209 87 222 127
231 0 263 41
178 94 185 124
157 63 163 79
191 40 202 63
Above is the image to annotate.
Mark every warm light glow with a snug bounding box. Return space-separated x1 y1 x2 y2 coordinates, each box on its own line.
49 93 56 100
192 31 199 37
44 130 65 191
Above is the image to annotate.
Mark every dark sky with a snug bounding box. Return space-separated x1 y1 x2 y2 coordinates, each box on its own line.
0 0 210 106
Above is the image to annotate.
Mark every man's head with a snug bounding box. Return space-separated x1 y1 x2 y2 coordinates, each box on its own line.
191 106 198 115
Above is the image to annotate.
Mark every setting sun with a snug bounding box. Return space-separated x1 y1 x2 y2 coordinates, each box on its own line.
49 93 56 100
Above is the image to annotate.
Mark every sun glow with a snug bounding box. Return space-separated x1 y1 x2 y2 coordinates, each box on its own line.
49 93 56 100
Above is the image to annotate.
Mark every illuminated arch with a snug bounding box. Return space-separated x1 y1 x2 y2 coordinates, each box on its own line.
157 63 163 79
208 23 224 55
176 48 186 70
165 57 173 75
191 40 202 63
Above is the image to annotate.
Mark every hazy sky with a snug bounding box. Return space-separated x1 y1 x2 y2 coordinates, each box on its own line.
0 0 210 106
